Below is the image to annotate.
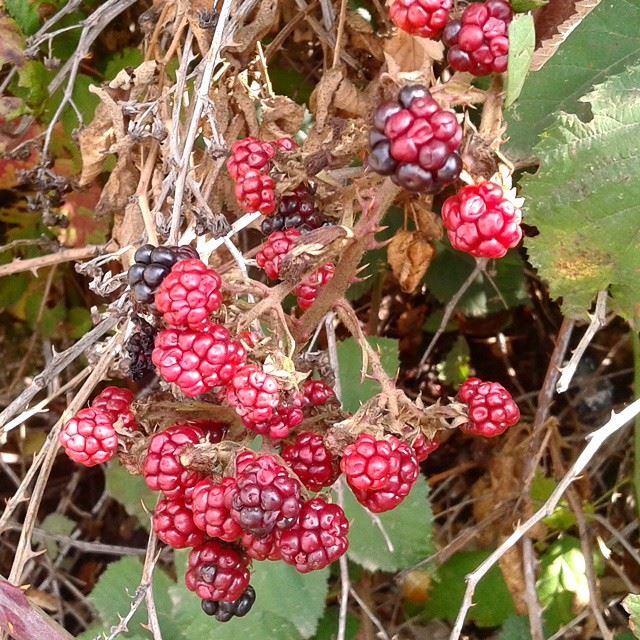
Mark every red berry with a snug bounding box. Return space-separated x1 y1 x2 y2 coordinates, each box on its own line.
241 531 282 561
282 432 340 492
235 169 276 215
256 229 301 280
442 0 513 76
457 377 520 437
185 540 250 602
277 498 349 573
190 420 229 443
91 386 137 430
301 380 337 410
60 408 118 467
192 477 243 541
243 392 304 440
412 434 439 462
295 263 336 311
390 0 452 39
225 452 302 536
225 364 281 424
154 259 222 329
341 433 419 513
227 137 275 180
152 323 246 398
153 495 205 548
142 424 204 499
369 85 462 193
441 181 522 258
274 136 298 152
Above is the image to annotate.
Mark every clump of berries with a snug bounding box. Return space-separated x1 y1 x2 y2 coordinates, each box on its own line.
441 180 523 258
442 0 513 76
261 184 326 235
368 85 462 193
390 0 452 39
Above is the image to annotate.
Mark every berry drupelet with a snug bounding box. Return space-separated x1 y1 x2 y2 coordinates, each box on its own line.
390 0 452 39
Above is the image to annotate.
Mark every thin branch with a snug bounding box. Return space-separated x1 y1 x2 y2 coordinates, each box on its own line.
522 538 544 640
335 480 351 640
0 245 106 278
348 587 390 640
448 396 640 640
556 290 608 393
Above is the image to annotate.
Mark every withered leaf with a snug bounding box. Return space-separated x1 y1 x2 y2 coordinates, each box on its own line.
78 100 117 186
383 30 443 82
0 16 24 68
387 230 435 293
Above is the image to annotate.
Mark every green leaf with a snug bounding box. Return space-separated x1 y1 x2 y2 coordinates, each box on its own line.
422 550 516 627
17 61 51 112
624 594 640 638
39 513 75 560
425 242 529 317
172 551 326 640
510 0 548 11
520 64 640 325
337 337 399 413
618 633 637 640
105 463 156 530
339 477 433 572
530 473 576 530
505 0 640 157
436 336 471 389
103 48 145 80
269 65 314 106
498 615 532 639
6 0 40 35
68 307 93 339
0 272 30 308
537 536 588 632
505 14 535 107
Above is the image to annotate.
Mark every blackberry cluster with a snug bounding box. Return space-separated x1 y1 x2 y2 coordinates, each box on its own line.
260 185 325 235
126 318 157 381
368 85 462 193
201 586 256 622
128 244 199 304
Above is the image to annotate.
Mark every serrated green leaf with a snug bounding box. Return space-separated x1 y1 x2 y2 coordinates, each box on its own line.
39 513 75 559
505 14 535 107
422 550 516 627
339 477 433 572
436 336 471 389
6 0 40 35
624 594 640 638
505 0 640 157
337 337 399 413
498 615 532 639
537 536 588 632
105 463 155 530
520 64 640 325
425 242 529 317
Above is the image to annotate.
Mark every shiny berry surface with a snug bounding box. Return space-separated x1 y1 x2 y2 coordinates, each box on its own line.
261 185 325 234
191 477 243 542
390 0 452 39
153 495 205 548
241 531 282 561
235 169 276 215
412 434 440 462
294 263 336 311
301 380 337 410
227 137 275 180
60 408 118 467
91 386 137 430
243 392 304 440
256 229 301 280
282 432 340 492
225 364 281 424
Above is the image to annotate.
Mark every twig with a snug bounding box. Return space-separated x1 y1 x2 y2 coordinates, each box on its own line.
0 245 106 278
331 0 348 69
324 312 342 400
348 587 390 640
448 396 640 640
418 259 484 367
0 315 119 432
522 538 544 640
556 290 608 393
335 480 351 640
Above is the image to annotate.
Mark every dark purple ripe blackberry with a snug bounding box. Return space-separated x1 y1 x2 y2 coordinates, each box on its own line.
368 84 463 193
128 244 199 303
261 185 325 235
126 318 157 381
201 585 256 622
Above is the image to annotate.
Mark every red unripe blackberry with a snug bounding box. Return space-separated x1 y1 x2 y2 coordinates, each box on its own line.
261 185 325 235
412 434 439 462
185 540 250 602
277 498 349 573
60 408 118 467
153 495 205 548
225 452 302 537
274 136 297 152
282 432 340 492
91 386 137 431
128 244 199 304
243 392 304 440
227 137 275 180
191 477 243 542
441 181 523 258
256 229 301 281
235 169 276 215
142 424 204 499
241 531 282 561
457 377 520 437
152 323 246 398
295 263 336 311
369 85 462 193
225 364 281 424
301 380 337 410
442 0 513 76
390 0 452 39
155 259 222 329
341 433 419 512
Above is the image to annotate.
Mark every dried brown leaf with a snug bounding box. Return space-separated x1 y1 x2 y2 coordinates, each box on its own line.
184 0 214 54
383 30 443 82
260 95 305 137
78 104 116 187
227 0 279 55
112 198 145 249
95 152 139 217
108 61 158 91
333 77 371 117
310 68 344 132
0 16 24 68
387 230 435 293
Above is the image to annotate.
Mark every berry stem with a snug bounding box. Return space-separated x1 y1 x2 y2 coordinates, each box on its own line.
478 75 504 142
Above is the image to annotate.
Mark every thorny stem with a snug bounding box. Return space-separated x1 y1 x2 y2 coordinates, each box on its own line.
0 245 108 278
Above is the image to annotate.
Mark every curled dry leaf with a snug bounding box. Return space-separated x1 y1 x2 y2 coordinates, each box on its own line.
310 68 344 133
383 29 444 83
227 0 279 56
260 95 305 137
387 230 435 294
333 76 371 118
